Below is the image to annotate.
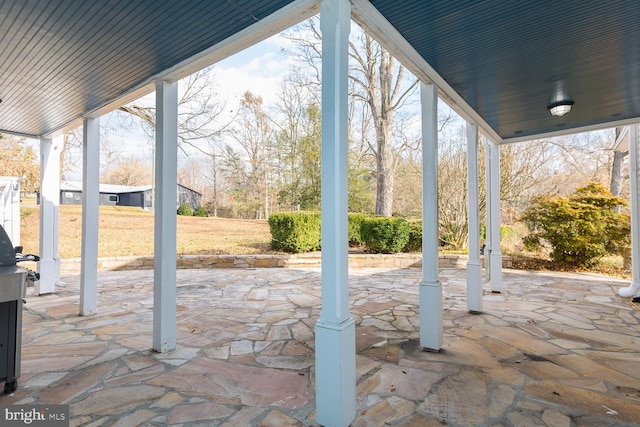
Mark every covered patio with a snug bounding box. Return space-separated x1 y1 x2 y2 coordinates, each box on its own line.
2 1 640 426
3 265 639 426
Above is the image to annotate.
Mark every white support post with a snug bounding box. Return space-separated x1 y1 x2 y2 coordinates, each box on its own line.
36 136 62 295
489 141 502 292
0 177 21 247
619 123 640 297
419 82 443 351
80 116 100 316
466 123 482 313
153 80 178 353
315 0 355 426
10 178 19 247
483 138 491 279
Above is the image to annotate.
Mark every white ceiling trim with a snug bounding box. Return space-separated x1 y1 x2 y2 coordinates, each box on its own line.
44 0 320 139
501 117 640 146
350 0 502 144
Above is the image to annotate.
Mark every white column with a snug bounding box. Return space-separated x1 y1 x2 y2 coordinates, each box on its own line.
483 138 492 278
466 123 482 313
619 123 640 297
315 0 355 426
153 80 178 353
419 82 442 351
36 136 62 295
9 178 20 247
80 116 100 315
489 141 502 292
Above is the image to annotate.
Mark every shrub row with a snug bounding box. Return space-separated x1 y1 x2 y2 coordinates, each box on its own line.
268 212 322 253
268 211 424 254
177 203 209 217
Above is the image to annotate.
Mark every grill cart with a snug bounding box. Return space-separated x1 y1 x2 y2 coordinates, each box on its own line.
0 224 29 393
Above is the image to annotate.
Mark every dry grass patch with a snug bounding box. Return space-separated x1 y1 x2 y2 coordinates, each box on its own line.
20 205 273 258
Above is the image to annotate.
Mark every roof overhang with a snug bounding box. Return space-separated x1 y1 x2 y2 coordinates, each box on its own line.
1 1 639 143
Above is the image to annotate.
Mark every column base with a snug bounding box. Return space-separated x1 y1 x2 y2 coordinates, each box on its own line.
419 280 442 351
466 261 483 313
618 281 639 297
315 317 356 427
490 252 502 292
35 259 59 295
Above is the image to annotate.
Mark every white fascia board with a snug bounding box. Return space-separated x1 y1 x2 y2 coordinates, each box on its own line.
500 116 640 146
0 129 40 139
351 0 501 144
43 0 320 139
612 125 629 152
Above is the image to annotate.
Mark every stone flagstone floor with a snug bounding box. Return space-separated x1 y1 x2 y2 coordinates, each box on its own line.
1 266 639 426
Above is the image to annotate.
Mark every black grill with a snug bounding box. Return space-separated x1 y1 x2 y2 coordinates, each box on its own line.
0 224 27 393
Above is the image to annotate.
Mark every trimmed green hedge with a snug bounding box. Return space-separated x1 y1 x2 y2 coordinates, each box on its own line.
347 213 368 246
360 217 410 254
268 212 423 254
268 212 322 253
403 221 422 252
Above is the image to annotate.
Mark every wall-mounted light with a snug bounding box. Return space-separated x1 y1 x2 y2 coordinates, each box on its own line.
547 100 574 117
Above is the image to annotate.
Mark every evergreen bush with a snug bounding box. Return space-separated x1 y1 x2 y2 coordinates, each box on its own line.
192 206 208 217
268 212 321 253
177 203 193 216
360 217 410 253
521 182 630 268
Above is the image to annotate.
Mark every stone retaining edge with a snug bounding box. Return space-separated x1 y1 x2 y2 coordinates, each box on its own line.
26 253 511 275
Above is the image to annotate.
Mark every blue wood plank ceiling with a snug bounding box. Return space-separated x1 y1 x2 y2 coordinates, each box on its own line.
0 0 638 142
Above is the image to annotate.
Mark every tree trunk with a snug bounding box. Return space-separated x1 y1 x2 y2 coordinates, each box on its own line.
375 117 394 216
373 48 395 216
610 150 626 197
610 128 626 197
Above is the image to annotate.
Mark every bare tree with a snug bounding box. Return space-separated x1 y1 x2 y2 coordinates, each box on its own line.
271 76 322 210
286 19 418 216
222 91 275 218
118 68 232 156
102 157 152 186
0 135 40 193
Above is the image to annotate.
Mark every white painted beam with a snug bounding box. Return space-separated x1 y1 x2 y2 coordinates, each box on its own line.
466 123 482 313
80 116 100 316
489 141 502 292
419 82 443 351
153 80 178 353
351 0 500 144
315 0 355 426
619 123 640 298
36 136 62 295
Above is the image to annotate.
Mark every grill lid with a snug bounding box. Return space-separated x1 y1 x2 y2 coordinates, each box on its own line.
0 224 17 266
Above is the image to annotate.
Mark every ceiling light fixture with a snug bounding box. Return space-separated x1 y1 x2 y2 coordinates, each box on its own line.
547 100 574 117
